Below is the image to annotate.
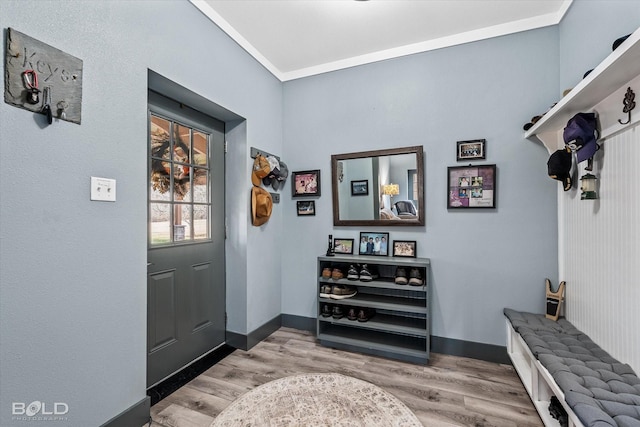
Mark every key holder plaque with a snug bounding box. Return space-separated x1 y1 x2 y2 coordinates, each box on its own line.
4 28 83 124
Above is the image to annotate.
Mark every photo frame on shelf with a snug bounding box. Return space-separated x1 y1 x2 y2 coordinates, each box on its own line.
292 170 321 197
447 164 496 209
392 240 417 258
333 238 354 255
350 179 369 196
358 232 390 256
296 200 315 216
457 139 486 161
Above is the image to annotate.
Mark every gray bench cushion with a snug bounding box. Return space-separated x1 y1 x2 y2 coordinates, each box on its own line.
504 308 640 427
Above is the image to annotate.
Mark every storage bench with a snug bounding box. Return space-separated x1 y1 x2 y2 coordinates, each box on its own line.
504 308 640 427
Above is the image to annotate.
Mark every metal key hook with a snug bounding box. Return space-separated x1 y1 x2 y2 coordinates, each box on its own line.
618 87 636 125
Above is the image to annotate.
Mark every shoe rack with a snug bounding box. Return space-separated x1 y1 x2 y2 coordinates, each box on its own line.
316 254 430 364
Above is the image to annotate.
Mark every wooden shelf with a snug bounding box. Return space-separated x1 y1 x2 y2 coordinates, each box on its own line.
319 313 427 337
525 27 640 152
317 255 430 364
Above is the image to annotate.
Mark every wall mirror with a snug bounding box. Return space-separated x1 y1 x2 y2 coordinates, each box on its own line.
331 146 424 227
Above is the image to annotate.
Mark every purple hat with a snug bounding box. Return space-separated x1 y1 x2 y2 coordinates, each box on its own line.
563 112 599 163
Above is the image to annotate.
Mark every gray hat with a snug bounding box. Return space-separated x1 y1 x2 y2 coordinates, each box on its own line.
272 161 289 191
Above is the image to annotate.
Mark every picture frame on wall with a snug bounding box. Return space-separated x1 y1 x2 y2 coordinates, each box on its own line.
457 139 486 161
296 200 315 216
333 238 354 255
350 179 369 196
393 240 417 258
447 164 496 209
292 170 321 197
358 232 390 256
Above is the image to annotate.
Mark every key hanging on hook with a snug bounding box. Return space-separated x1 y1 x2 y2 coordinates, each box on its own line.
22 69 41 105
57 100 69 120
41 87 53 125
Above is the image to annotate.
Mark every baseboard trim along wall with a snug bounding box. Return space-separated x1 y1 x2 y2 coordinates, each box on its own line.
431 335 510 364
227 314 508 365
226 314 282 351
100 397 150 427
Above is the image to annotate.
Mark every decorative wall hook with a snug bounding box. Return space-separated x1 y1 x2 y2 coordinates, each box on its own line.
618 87 635 125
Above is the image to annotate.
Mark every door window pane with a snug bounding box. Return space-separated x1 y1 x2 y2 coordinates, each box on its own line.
150 203 171 244
149 114 211 245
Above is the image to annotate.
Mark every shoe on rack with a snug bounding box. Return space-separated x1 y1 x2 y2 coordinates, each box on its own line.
408 268 423 286
321 304 332 317
319 284 332 299
394 267 408 285
322 267 332 279
331 268 344 281
359 264 378 282
347 307 358 321
332 305 344 319
347 264 360 281
330 285 357 300
357 308 375 322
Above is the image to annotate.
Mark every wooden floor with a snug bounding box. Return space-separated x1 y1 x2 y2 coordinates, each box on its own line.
147 327 543 427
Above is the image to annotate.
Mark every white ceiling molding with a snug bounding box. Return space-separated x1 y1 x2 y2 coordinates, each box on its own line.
190 0 572 82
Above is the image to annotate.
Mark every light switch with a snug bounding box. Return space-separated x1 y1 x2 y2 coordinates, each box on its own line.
91 177 116 202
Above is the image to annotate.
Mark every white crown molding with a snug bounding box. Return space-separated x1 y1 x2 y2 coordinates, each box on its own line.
190 0 573 83
189 0 285 80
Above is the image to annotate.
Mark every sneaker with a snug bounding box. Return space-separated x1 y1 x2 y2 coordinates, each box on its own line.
347 264 360 281
319 284 332 298
359 264 375 282
321 304 332 317
322 267 332 279
347 307 358 321
332 305 344 319
394 267 408 285
330 285 357 300
408 268 423 286
357 308 375 322
331 268 344 280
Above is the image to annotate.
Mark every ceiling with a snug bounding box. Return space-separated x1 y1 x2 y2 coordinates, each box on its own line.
190 0 571 81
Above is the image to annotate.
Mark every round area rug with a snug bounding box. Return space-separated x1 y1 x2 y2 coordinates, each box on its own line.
211 373 422 427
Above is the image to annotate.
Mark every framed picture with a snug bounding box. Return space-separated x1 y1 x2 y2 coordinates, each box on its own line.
457 139 486 161
393 240 416 258
350 179 369 196
447 164 496 209
333 238 354 255
292 170 321 197
296 200 315 216
358 232 390 256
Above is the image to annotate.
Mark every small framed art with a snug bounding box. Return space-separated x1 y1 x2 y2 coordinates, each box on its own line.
333 238 354 255
296 200 315 216
447 164 496 209
350 179 369 196
457 139 486 161
292 170 321 197
393 240 417 258
358 232 389 256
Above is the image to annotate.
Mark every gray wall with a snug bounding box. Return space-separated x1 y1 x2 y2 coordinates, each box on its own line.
0 1 282 426
559 0 640 94
281 27 561 346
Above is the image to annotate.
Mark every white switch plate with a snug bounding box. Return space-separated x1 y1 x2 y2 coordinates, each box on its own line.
90 177 116 202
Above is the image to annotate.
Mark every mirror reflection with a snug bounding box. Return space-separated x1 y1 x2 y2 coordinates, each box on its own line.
331 146 424 226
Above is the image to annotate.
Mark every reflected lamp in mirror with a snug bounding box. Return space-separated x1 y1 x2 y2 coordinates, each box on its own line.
331 145 424 227
382 184 400 197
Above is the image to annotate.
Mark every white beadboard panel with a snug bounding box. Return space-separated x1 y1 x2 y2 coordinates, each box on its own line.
561 124 640 374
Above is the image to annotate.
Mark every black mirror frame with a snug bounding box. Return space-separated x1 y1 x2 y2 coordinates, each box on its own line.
331 145 424 227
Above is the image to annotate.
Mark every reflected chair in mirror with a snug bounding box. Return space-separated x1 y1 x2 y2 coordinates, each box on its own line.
394 200 417 218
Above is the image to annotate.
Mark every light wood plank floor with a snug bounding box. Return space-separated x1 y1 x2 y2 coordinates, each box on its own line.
147 327 542 427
